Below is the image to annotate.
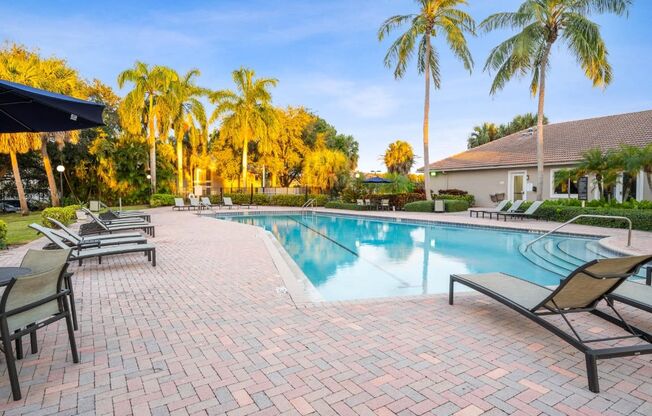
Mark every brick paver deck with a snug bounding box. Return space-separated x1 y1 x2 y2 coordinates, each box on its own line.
0 208 651 415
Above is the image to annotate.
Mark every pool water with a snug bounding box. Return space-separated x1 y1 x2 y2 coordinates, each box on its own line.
217 213 612 301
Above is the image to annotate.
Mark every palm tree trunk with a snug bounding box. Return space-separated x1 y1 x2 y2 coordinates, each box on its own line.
423 36 432 201
241 136 248 189
148 95 157 193
535 43 552 201
176 130 184 194
40 138 60 207
9 151 29 216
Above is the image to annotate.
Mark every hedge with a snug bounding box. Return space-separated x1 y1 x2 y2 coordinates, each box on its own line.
150 193 178 207
404 201 433 212
324 202 370 211
534 206 652 231
41 205 79 227
207 193 329 207
444 199 469 212
434 193 475 207
0 220 7 249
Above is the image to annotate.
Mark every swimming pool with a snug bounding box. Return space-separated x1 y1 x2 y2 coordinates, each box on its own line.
216 213 619 301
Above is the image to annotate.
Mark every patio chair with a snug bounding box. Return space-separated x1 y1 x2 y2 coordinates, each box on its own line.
356 199 364 207
82 208 155 237
50 224 147 248
200 197 215 210
469 199 509 218
491 200 523 220
223 197 253 209
99 202 150 222
173 198 189 211
449 254 652 393
31 224 157 267
1 249 78 401
607 279 652 313
380 199 390 211
495 200 544 221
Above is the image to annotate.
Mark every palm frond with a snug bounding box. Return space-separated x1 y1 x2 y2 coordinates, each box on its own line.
561 12 612 87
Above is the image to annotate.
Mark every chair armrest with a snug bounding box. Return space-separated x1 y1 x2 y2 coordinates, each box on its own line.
77 240 101 249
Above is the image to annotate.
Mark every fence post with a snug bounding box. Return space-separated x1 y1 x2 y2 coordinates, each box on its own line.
250 184 254 204
220 187 223 202
304 186 308 203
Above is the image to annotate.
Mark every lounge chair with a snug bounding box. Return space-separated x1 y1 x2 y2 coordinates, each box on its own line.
380 199 390 211
99 202 151 222
48 220 148 248
47 217 143 243
223 197 253 209
492 199 523 220
496 200 544 221
189 197 204 210
173 198 189 211
200 197 214 210
31 224 157 267
356 199 364 207
449 254 652 393
607 279 652 313
469 199 509 218
1 248 78 400
82 208 155 237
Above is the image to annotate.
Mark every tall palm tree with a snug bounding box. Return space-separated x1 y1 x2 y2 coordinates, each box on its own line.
118 61 178 193
210 68 278 188
378 0 475 200
166 69 208 194
482 0 631 200
383 140 415 174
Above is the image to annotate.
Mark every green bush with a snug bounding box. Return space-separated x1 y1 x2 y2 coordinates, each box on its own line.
208 193 329 207
404 201 434 212
150 193 177 207
444 199 469 212
324 202 370 210
545 198 652 210
42 205 78 228
534 206 652 231
434 193 475 207
0 220 7 249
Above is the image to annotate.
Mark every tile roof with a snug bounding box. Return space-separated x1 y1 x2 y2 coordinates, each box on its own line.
424 110 652 172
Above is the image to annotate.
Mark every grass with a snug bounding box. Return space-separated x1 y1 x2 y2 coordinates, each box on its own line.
1 212 42 246
1 204 150 247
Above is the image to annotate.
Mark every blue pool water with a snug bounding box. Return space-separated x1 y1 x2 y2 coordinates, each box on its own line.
216 213 617 301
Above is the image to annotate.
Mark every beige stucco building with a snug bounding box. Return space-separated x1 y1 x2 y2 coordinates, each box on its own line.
421 110 652 207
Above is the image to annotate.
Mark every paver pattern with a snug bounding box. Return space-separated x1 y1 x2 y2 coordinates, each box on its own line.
0 207 651 416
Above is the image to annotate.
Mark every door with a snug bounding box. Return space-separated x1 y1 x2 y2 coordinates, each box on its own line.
509 171 526 201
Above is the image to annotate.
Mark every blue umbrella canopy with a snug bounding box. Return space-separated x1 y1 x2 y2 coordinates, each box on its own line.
363 176 392 184
0 79 105 133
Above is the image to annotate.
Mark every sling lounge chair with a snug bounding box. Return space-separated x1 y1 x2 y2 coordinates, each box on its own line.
99 202 151 222
189 197 204 210
47 217 143 243
200 197 215 210
49 223 147 248
469 199 509 218
608 279 652 313
496 200 544 221
31 224 157 267
82 208 155 237
223 197 252 209
493 199 523 220
173 198 189 211
449 254 652 393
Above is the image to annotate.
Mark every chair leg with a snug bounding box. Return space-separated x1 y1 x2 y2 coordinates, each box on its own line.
65 274 79 331
14 331 23 360
449 279 455 305
28 324 38 354
152 249 156 267
63 310 79 364
2 323 21 400
586 354 599 393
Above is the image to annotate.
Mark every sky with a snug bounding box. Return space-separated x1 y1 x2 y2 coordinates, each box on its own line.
1 0 651 172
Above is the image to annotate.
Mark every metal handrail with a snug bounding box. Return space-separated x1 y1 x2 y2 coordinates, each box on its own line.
524 214 632 251
301 198 316 209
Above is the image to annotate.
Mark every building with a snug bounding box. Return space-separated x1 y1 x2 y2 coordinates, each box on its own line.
422 110 652 206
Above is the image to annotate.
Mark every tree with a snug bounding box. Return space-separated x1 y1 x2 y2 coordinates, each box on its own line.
167 69 208 194
0 133 40 214
210 68 278 188
577 148 622 199
302 116 359 169
482 0 630 200
379 0 475 200
118 61 178 193
268 107 315 187
383 140 415 174
637 143 652 193
302 149 350 193
553 168 579 199
467 123 499 148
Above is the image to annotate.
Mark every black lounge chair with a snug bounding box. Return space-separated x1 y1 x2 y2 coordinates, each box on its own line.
99 202 151 222
82 208 155 237
495 200 544 221
449 254 652 393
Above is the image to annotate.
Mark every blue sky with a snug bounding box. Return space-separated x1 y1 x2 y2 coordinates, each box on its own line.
2 0 651 171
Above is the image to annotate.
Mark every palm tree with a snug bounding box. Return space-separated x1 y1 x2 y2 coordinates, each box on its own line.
482 0 630 200
210 68 278 188
553 168 579 199
378 0 475 200
166 69 208 194
467 122 499 148
118 61 178 193
0 133 41 215
383 140 415 174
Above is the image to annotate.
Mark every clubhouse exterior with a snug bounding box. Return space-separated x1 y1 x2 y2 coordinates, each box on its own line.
422 110 652 206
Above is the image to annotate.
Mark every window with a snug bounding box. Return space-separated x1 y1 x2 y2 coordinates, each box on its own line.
551 169 578 197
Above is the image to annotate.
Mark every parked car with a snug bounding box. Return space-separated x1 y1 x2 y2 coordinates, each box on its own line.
0 202 19 213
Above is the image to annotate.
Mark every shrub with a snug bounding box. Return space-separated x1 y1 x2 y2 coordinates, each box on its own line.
42 205 78 227
444 199 469 212
434 193 475 207
0 220 7 249
324 202 369 210
438 189 468 196
404 201 434 212
150 193 177 207
534 206 652 231
209 193 329 207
